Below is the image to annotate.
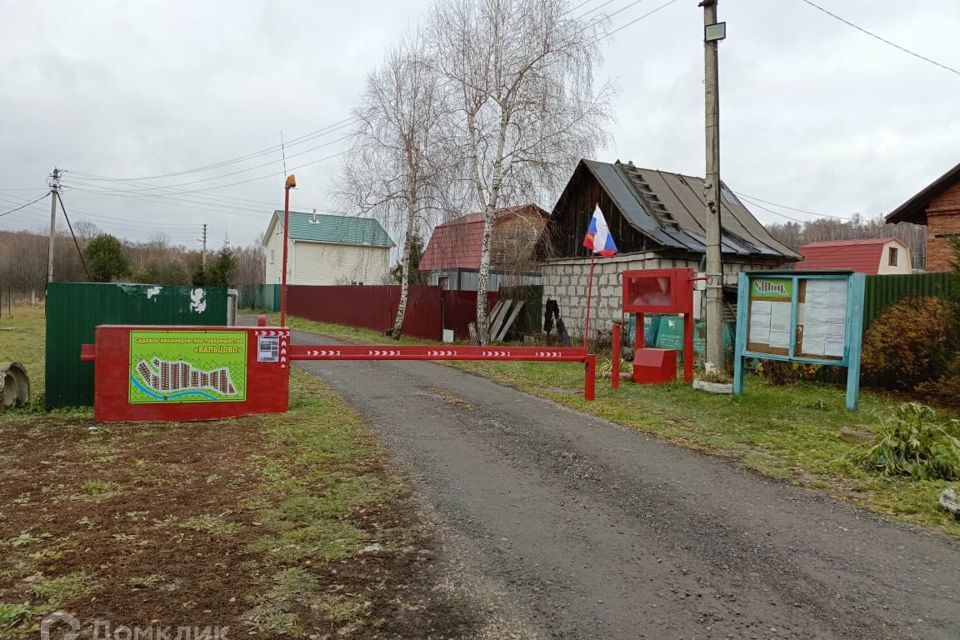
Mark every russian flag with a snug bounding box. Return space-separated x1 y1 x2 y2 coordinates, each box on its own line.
582 205 618 257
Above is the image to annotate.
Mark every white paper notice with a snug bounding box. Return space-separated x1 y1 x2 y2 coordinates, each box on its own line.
768 302 792 348
801 279 847 357
749 300 772 344
824 334 845 357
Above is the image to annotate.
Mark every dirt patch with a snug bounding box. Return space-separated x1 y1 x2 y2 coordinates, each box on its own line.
0 385 480 639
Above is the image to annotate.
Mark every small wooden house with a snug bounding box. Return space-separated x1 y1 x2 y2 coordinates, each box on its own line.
540 159 800 337
419 204 548 291
797 238 912 275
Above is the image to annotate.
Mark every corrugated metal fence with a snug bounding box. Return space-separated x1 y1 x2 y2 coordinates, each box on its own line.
45 283 228 409
863 272 960 328
237 284 281 311
287 285 499 341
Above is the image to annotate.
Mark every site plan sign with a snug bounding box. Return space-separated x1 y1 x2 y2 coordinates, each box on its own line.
129 330 248 404
734 271 865 410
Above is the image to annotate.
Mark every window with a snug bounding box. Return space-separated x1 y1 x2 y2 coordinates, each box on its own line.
888 246 898 266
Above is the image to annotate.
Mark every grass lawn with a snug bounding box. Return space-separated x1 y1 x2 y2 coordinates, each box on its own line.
273 312 960 540
0 311 475 638
0 304 45 397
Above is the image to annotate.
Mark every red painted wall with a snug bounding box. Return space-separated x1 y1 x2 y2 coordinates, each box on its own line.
92 325 289 423
287 285 498 341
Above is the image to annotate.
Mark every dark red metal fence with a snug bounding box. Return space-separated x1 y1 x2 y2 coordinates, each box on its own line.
287 285 499 341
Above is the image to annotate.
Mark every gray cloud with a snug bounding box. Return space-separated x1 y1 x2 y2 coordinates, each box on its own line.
1 0 957 248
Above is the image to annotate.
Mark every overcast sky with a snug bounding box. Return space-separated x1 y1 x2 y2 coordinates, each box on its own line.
1 0 957 249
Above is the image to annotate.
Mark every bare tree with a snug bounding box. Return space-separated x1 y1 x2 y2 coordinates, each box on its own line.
340 34 453 338
427 0 611 343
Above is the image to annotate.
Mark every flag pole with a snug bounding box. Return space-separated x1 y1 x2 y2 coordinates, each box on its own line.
583 250 596 351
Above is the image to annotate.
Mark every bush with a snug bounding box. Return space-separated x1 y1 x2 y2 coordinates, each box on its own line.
852 403 960 481
916 352 960 407
861 297 958 390
757 360 820 385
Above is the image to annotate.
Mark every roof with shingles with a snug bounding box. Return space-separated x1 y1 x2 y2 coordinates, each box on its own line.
263 210 394 247
561 160 801 260
885 161 960 225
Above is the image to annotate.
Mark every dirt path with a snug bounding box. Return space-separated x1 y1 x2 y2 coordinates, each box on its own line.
288 328 960 640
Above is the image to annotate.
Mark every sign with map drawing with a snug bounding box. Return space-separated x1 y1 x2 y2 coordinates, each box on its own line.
129 330 247 404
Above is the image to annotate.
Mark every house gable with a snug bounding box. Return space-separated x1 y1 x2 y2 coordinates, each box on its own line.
543 159 800 262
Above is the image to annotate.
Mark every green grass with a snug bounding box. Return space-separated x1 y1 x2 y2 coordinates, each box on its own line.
0 304 45 397
242 369 403 632
283 314 960 539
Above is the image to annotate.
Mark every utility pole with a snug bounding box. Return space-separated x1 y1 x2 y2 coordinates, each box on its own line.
47 167 61 283
200 223 208 267
701 1 726 375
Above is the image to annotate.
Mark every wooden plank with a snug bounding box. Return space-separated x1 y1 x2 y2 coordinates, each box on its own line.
495 300 525 342
487 300 511 341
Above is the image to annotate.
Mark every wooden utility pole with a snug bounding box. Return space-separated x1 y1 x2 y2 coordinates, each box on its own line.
47 167 60 283
701 1 726 374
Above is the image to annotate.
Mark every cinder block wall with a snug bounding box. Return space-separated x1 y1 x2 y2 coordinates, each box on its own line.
541 253 784 340
926 182 960 272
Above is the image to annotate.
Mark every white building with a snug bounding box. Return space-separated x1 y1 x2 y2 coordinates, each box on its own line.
262 210 394 286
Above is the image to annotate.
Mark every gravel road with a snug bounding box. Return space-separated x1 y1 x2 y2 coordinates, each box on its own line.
289 329 960 640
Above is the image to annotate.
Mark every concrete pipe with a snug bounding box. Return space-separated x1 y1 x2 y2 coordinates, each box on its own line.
0 362 30 409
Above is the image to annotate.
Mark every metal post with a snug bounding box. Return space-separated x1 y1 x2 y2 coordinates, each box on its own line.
683 311 694 383
280 174 296 327
583 252 597 350
611 321 621 390
584 354 596 401
633 312 644 383
702 0 725 375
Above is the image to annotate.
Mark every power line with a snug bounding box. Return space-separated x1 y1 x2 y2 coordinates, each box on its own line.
55 191 92 280
734 191 856 221
564 0 599 16
71 117 357 182
593 0 680 43
797 0 960 77
0 193 49 218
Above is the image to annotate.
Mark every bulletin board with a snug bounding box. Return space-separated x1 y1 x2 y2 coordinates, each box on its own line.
734 271 866 410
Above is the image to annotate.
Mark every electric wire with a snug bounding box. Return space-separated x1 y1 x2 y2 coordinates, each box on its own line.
0 194 50 218
797 0 960 77
593 0 680 42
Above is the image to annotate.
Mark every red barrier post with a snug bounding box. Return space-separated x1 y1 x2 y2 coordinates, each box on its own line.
585 354 596 401
632 312 643 383
611 322 621 390
683 311 694 384
257 314 266 327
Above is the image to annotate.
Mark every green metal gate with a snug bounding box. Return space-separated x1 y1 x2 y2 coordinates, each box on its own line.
45 283 228 409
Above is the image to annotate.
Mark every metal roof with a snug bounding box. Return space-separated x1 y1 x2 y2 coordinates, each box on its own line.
263 210 394 247
578 160 801 260
885 160 960 225
797 238 907 275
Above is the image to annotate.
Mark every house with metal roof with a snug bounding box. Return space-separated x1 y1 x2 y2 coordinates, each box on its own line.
540 159 800 338
885 160 960 272
797 238 912 275
419 204 548 291
261 210 394 286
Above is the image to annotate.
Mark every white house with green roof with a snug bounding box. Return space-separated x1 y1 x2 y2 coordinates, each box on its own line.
262 210 395 286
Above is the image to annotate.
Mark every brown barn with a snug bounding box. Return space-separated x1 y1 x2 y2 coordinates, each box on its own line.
885 161 960 272
540 159 800 338
419 204 548 291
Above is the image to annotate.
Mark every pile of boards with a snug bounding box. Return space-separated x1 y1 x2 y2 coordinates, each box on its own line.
468 299 525 343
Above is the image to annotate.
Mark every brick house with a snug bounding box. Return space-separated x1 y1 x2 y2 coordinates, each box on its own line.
419 204 548 291
539 159 800 338
886 161 960 272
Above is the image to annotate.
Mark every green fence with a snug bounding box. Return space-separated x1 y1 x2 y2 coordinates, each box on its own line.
45 283 228 409
864 272 960 329
237 284 281 312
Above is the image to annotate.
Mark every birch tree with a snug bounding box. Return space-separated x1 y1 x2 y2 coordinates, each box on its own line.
340 35 452 338
428 0 611 343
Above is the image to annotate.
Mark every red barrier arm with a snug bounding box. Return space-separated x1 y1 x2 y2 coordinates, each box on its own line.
289 345 589 362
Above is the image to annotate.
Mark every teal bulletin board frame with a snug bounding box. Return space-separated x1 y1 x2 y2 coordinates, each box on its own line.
733 271 866 410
